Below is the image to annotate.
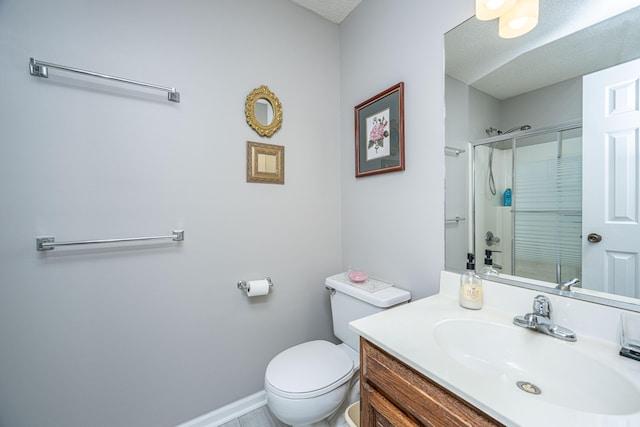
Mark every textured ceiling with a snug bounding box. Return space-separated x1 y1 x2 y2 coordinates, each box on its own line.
288 0 362 24
446 0 640 100
290 0 640 100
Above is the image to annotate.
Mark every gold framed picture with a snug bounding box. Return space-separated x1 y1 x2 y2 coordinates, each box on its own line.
246 141 284 184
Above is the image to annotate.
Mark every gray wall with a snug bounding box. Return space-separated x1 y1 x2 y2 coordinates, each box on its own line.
499 76 583 129
340 0 474 300
0 0 479 425
0 0 342 426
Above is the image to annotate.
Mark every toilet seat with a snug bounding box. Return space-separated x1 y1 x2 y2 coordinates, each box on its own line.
265 340 354 399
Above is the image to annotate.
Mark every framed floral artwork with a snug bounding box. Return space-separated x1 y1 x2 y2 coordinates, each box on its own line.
354 82 405 177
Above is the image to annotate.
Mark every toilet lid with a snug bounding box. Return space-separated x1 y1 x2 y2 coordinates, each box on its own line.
265 340 354 398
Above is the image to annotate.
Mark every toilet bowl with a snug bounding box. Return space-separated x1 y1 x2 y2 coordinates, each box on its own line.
265 340 357 425
265 274 411 426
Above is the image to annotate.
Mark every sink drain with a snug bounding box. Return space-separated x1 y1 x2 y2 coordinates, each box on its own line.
516 381 541 395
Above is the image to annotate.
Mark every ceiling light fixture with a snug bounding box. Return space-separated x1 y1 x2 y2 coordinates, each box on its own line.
476 0 539 38
499 0 539 38
476 0 517 21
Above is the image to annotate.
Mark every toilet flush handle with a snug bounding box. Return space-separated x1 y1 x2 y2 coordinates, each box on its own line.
325 286 336 296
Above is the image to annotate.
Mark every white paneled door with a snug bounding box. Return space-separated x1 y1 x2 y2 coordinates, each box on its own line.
582 58 640 298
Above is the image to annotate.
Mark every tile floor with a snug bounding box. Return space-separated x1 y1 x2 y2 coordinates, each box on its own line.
219 405 289 427
222 402 353 427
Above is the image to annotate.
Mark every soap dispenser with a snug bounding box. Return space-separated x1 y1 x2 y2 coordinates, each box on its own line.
460 253 483 310
480 249 500 276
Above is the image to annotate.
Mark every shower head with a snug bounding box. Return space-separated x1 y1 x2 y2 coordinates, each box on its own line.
503 125 531 134
485 125 531 137
485 127 500 136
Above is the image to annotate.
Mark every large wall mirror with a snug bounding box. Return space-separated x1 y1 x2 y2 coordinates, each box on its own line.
444 0 640 312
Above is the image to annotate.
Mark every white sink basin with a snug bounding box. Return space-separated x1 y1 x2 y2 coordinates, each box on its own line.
433 319 640 415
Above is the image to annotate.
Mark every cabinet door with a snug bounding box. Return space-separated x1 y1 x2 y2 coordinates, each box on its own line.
361 338 504 427
362 382 421 427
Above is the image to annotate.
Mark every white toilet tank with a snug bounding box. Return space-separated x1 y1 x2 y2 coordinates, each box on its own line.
325 273 411 352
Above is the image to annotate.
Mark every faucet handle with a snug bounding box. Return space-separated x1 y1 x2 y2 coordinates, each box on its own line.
523 313 538 328
533 295 551 318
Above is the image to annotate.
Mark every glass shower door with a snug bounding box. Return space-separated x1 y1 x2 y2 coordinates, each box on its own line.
513 127 582 284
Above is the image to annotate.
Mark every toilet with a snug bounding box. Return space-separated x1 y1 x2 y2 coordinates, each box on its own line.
265 273 411 426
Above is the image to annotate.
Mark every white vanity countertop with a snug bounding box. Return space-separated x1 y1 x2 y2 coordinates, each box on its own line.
349 271 640 427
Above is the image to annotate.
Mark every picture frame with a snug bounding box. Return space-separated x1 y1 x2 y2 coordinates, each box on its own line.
246 141 284 184
354 82 405 177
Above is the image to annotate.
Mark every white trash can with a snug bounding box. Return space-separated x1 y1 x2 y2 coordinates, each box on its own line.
345 401 360 427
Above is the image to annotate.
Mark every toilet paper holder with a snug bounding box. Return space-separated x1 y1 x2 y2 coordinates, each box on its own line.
237 277 273 292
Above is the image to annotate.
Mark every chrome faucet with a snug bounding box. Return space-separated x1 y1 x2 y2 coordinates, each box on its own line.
555 277 580 291
513 295 577 342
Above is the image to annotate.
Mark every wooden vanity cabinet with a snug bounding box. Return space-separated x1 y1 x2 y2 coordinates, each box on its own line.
360 338 505 427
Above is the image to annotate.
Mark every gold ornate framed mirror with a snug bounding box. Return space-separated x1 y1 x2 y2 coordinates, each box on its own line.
245 85 282 137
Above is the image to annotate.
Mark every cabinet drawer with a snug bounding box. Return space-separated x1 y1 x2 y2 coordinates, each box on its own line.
361 338 504 427
362 381 421 427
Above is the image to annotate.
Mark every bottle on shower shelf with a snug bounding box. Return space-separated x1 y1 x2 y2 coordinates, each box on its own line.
503 188 512 206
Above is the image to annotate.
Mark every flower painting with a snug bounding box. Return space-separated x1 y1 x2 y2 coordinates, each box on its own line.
366 109 390 161
354 82 405 177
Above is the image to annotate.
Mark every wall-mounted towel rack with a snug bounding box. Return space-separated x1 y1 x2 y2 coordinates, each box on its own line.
29 58 180 103
445 146 465 156
36 230 184 251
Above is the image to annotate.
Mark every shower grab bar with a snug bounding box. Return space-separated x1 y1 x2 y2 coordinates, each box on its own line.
29 58 180 103
445 146 465 156
36 230 184 251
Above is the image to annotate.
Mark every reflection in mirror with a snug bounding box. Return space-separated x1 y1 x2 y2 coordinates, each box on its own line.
444 2 640 311
255 99 274 126
472 123 582 284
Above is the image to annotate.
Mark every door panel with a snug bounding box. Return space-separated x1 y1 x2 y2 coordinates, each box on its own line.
583 58 640 297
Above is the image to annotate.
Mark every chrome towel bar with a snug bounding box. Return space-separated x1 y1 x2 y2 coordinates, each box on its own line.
29 57 180 102
36 230 184 251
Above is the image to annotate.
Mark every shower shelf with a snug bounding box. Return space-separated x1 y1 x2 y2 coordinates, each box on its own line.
445 146 465 156
446 216 466 224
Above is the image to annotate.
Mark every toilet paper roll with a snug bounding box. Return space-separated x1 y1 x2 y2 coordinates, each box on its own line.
246 279 270 297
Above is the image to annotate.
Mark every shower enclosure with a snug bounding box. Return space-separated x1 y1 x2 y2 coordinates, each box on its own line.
472 122 583 284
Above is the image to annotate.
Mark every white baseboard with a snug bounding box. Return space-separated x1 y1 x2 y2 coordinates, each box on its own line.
176 390 267 427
